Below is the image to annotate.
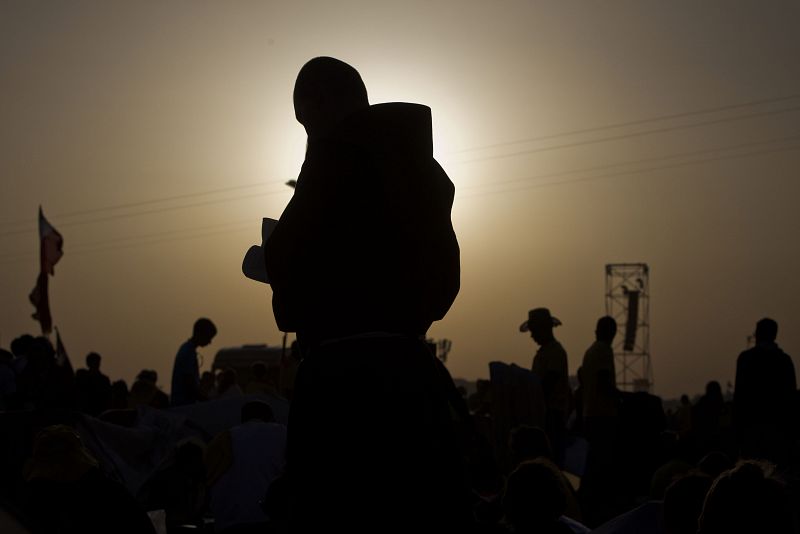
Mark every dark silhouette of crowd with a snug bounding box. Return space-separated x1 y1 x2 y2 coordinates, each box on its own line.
3 313 798 533
2 56 800 534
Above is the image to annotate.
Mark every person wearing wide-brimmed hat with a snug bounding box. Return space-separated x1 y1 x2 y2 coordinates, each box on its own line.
520 308 570 463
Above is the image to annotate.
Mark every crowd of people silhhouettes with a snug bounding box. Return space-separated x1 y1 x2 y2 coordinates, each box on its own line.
2 57 799 533
1 314 798 533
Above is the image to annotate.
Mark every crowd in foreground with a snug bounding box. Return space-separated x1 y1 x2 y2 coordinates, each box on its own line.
0 313 798 533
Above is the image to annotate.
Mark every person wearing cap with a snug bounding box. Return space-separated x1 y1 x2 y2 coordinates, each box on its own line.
520 307 570 463
733 318 796 465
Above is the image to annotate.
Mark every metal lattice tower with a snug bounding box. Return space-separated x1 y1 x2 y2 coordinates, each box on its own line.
605 263 652 392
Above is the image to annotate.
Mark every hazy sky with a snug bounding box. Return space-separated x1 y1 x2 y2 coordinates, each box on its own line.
2 1 799 399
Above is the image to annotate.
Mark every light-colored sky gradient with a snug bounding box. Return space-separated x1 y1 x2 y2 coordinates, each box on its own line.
2 1 799 399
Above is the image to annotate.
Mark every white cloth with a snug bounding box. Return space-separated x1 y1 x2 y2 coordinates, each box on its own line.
210 421 287 530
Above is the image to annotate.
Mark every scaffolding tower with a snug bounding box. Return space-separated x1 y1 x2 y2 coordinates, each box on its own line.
605 263 652 392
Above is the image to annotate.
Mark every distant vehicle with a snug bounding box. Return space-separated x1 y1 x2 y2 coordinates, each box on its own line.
212 344 285 388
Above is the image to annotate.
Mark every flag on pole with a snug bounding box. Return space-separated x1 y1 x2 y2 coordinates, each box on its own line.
55 327 74 376
29 272 52 335
38 206 64 276
29 207 64 335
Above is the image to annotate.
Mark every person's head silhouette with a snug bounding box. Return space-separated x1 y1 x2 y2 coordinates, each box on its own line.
698 460 795 534
754 318 778 344
192 318 217 347
293 57 369 138
595 316 617 345
519 308 560 347
85 352 101 371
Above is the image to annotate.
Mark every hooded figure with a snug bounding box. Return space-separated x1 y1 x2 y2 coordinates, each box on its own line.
265 57 460 347
263 57 468 533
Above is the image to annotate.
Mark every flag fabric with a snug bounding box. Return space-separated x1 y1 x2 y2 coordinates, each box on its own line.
30 207 64 335
29 272 52 335
38 206 64 275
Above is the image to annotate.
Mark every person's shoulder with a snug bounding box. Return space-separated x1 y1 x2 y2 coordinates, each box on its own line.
774 344 792 358
581 342 595 361
583 341 608 361
176 340 195 357
737 347 757 362
585 340 605 353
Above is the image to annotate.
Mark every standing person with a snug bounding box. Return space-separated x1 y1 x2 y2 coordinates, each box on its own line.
520 308 570 464
734 318 796 465
263 57 465 532
74 352 111 416
171 318 216 407
578 316 619 525
581 316 618 423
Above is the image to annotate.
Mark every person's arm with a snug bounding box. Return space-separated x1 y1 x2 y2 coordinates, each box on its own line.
264 158 330 333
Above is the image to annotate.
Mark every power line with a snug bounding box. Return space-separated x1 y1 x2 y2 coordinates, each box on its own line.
0 187 292 238
3 139 797 265
3 98 798 240
68 225 254 256
451 92 800 154
1 180 286 231
455 133 800 193
451 105 800 165
0 218 261 262
456 143 800 200
0 222 257 265
3 94 794 231
53 181 282 219
70 220 255 250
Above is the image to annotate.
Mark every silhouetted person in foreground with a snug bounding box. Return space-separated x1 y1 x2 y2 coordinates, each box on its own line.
501 459 588 533
520 308 570 464
690 380 727 457
662 473 713 534
23 425 156 534
264 56 465 532
579 316 619 525
508 425 583 523
733 318 796 465
698 460 797 534
171 318 216 407
74 352 111 416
